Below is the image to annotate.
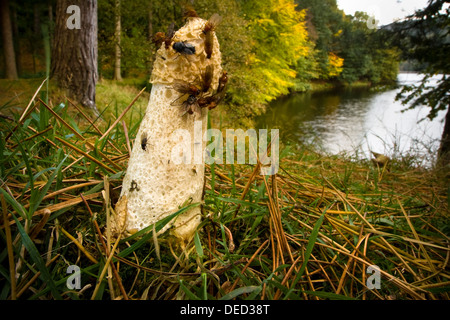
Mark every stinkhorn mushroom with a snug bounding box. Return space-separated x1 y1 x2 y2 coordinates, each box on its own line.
112 15 224 244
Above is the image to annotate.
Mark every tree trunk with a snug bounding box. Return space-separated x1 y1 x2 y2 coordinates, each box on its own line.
148 2 153 41
34 4 41 42
48 1 54 44
32 3 41 74
11 3 21 76
0 0 18 80
438 106 450 168
113 0 122 81
51 0 98 112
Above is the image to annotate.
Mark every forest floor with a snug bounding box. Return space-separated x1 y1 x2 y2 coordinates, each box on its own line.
0 78 449 300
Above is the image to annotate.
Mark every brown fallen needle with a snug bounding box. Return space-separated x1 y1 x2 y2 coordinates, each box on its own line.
80 194 129 300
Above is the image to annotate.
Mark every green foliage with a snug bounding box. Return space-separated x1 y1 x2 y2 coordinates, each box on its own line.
3 0 400 124
241 0 311 101
294 1 400 85
337 12 400 85
388 0 449 163
98 0 153 79
295 0 345 79
195 0 256 112
195 0 315 122
390 0 450 119
368 48 401 84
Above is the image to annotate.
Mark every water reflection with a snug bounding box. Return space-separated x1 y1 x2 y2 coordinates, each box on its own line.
257 73 446 166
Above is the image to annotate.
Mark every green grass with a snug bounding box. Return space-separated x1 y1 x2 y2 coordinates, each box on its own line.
96 79 149 123
0 81 449 300
0 77 149 127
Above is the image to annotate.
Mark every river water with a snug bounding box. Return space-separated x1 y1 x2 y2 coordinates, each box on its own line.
257 73 446 166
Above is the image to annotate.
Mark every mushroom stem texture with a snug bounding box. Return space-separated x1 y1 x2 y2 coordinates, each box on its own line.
112 17 223 244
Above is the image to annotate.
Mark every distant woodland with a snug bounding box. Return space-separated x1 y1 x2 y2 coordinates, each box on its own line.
0 0 401 118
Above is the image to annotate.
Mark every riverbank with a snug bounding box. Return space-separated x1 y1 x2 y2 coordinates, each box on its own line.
309 79 371 92
306 78 399 94
255 73 446 171
1 88 449 300
0 75 441 169
0 76 393 125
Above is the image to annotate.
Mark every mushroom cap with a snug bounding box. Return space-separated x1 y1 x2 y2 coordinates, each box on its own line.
150 17 222 98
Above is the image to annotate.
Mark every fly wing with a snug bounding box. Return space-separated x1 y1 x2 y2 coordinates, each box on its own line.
184 42 196 55
210 89 226 110
169 81 191 106
180 101 190 116
171 93 188 106
192 101 201 115
170 80 191 94
208 14 222 30
166 22 175 39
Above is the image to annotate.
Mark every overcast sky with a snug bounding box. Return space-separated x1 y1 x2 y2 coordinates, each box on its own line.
336 0 430 25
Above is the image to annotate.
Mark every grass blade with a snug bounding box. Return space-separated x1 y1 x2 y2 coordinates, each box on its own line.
29 151 68 215
302 290 357 300
0 188 27 220
1 195 16 299
220 286 261 300
285 203 331 299
194 231 204 259
179 280 201 300
11 212 62 299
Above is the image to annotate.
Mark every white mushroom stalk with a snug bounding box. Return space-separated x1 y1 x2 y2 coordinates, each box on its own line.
112 16 224 244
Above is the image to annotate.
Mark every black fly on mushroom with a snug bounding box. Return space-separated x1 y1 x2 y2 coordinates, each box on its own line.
129 180 140 192
141 132 148 151
171 12 222 60
170 80 202 116
152 21 196 60
172 41 196 56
